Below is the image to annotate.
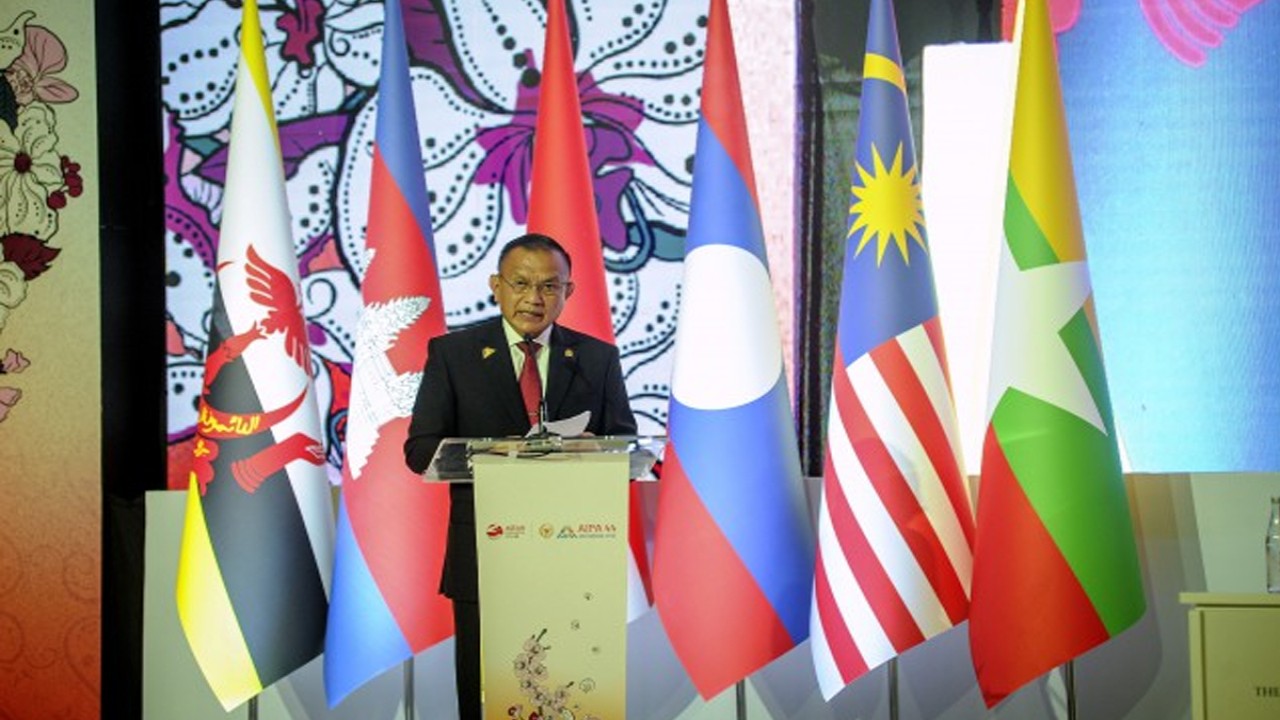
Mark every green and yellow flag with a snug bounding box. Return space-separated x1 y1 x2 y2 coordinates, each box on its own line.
968 0 1145 706
174 0 333 710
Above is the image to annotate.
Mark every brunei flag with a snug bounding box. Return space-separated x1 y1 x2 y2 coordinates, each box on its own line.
175 0 334 710
968 0 1145 707
652 0 814 698
323 0 453 705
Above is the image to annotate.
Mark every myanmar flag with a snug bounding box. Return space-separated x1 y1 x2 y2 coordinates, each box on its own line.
968 0 1145 707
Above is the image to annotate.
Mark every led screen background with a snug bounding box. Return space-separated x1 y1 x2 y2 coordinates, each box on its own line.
1059 0 1280 472
799 0 1275 476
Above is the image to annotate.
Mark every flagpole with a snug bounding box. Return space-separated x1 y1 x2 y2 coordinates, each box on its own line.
1065 660 1076 720
735 680 747 720
247 696 258 720
888 657 899 720
403 657 416 720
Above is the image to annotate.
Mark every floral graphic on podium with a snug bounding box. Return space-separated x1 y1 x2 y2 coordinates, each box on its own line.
507 629 602 720
0 11 83 424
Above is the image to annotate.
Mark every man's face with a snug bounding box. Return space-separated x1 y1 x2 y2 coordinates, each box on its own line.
489 247 574 338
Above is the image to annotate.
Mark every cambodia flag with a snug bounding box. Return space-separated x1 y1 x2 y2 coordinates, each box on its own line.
651 0 814 699
323 0 452 705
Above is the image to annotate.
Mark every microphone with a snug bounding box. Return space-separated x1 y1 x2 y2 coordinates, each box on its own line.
524 333 553 437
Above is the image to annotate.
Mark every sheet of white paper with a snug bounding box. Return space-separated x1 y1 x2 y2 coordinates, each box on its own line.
529 410 591 437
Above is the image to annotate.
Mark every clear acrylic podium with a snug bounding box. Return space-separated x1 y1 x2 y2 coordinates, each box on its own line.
424 435 664 720
422 434 664 482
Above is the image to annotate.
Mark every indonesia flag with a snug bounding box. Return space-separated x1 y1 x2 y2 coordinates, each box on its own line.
323 0 452 705
651 0 814 699
808 0 975 699
526 0 652 621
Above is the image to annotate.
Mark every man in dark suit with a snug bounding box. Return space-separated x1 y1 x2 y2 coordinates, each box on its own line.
404 232 636 719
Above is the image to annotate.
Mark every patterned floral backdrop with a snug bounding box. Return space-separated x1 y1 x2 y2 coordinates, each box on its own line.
0 6 100 720
163 0 709 486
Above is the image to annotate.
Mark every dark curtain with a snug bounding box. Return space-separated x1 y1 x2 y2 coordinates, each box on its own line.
99 0 165 716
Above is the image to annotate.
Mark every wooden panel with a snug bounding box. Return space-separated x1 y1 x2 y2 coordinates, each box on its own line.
1185 596 1280 720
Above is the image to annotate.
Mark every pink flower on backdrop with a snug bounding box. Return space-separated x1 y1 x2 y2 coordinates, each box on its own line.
4 25 79 106
275 0 327 68
1002 0 1081 39
0 385 20 422
1137 0 1265 67
164 317 199 358
999 0 1265 66
1 348 29 373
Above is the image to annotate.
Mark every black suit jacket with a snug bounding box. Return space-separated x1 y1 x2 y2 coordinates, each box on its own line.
404 318 637 601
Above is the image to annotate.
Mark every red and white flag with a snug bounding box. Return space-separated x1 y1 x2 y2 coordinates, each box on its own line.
527 0 652 620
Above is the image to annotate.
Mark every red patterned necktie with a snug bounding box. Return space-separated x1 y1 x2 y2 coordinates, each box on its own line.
517 340 542 427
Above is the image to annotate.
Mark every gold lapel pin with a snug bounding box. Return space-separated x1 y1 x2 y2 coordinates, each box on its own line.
482 346 496 359
564 348 575 358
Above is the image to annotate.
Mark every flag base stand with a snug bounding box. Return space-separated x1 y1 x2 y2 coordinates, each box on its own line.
888 657 900 720
404 656 415 720
1065 659 1076 720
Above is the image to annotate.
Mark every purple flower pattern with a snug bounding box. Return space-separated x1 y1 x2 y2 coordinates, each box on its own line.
162 0 704 483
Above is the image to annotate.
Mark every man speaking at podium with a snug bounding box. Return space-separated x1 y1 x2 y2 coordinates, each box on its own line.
404 232 636 718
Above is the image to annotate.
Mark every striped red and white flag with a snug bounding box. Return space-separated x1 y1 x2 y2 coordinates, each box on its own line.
812 321 973 697
527 0 652 620
809 0 975 699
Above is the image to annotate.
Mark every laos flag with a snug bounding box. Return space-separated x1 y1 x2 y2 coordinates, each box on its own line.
323 0 452 705
651 0 815 699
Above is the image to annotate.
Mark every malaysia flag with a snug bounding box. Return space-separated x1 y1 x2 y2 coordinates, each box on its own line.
808 0 974 700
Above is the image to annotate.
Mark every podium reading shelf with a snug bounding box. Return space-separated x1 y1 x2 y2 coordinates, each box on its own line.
1180 592 1280 720
425 436 664 720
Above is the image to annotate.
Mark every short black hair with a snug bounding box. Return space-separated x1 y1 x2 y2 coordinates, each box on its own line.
497 233 572 275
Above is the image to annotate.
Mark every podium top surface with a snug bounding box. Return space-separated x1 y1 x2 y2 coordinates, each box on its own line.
423 434 666 481
1179 592 1280 608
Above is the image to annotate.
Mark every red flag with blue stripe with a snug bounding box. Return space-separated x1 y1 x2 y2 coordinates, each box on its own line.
651 0 815 698
323 0 452 705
